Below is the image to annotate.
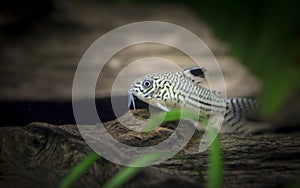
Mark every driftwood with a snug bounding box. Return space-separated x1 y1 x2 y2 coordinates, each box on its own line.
1 109 300 188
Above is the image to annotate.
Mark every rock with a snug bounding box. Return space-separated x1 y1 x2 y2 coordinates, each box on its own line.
1 109 300 187
0 122 200 188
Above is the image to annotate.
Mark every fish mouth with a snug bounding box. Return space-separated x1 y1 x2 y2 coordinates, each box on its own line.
128 90 136 110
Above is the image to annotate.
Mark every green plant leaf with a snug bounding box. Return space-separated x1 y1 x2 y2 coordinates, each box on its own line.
206 125 223 188
142 109 208 133
102 152 170 188
58 152 100 188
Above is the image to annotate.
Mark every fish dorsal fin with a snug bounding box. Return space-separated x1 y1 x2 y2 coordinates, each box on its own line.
183 67 207 84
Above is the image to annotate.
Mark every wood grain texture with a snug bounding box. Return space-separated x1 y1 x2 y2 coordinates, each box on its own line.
1 109 299 188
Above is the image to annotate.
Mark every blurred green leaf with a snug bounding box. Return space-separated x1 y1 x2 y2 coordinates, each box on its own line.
58 152 100 188
102 152 170 188
206 125 223 188
142 109 208 132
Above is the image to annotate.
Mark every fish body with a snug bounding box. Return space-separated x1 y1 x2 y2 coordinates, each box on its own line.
128 67 259 132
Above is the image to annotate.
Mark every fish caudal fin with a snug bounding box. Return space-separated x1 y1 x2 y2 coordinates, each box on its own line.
224 98 259 132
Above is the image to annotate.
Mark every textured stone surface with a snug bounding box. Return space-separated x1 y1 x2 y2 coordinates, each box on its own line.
0 110 300 188
0 122 199 188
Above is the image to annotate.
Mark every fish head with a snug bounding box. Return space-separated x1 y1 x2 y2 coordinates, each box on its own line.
128 74 157 109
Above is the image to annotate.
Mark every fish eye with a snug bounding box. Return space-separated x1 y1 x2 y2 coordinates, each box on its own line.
142 79 152 88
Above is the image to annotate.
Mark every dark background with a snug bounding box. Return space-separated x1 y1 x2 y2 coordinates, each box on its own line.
0 0 299 127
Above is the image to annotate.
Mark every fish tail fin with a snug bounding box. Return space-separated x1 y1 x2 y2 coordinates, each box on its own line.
224 98 259 132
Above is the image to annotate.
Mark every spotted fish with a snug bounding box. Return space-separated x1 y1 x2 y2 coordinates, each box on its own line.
128 67 259 132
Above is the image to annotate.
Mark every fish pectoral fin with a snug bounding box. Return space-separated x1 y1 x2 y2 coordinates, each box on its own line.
156 102 171 111
183 67 207 84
